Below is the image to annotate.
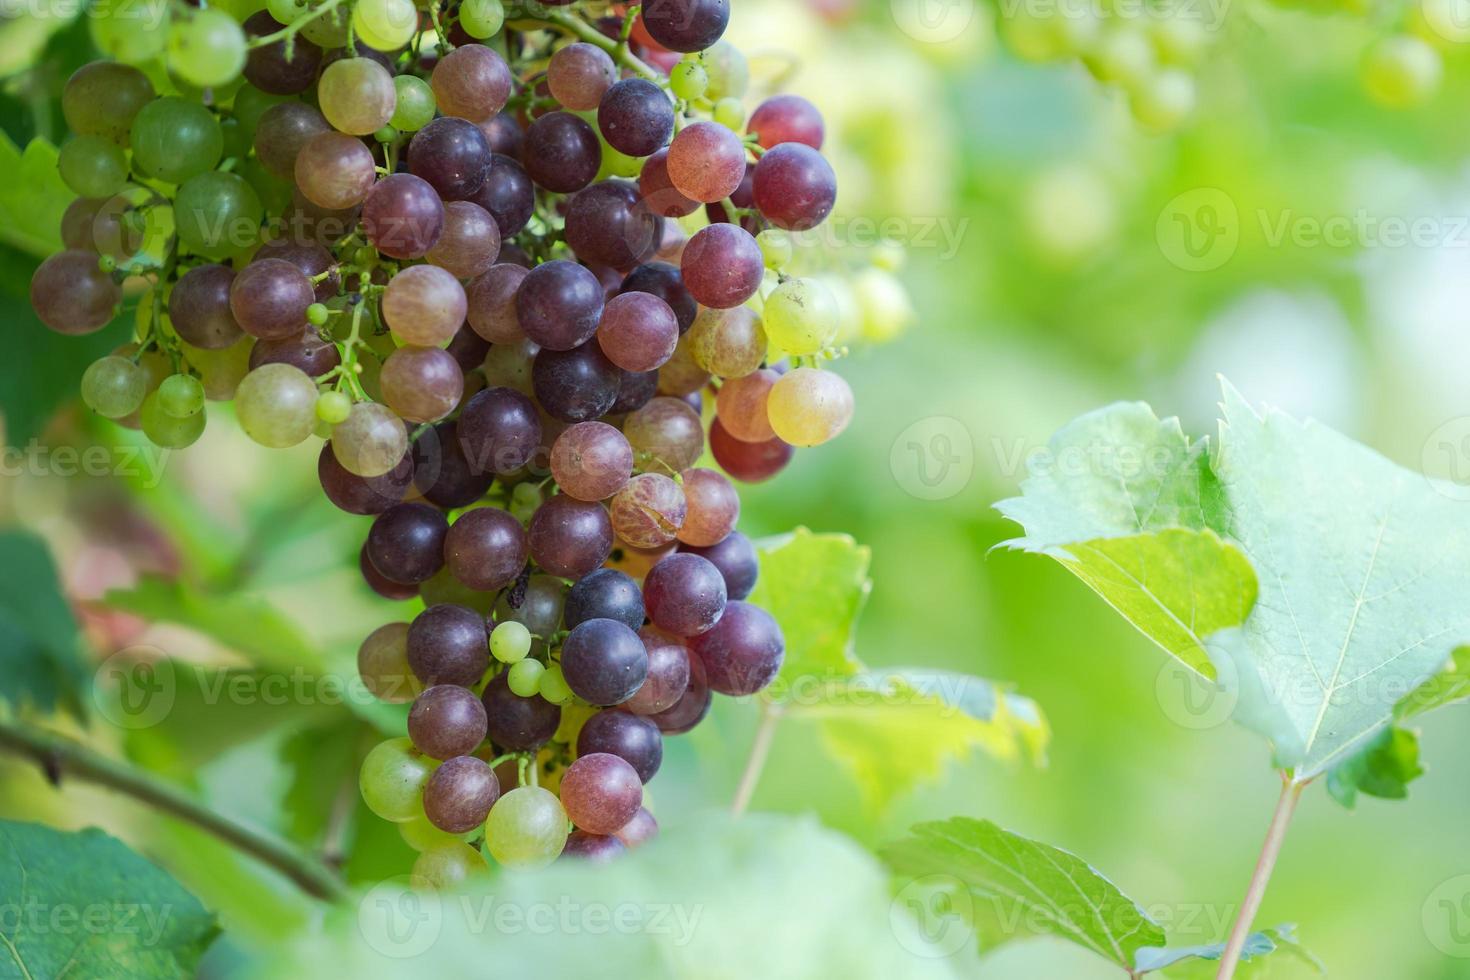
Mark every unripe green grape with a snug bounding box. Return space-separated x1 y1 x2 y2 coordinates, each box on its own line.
1130 68 1197 131
91 4 171 65
231 85 291 139
235 362 319 447
702 41 748 100
318 57 398 135
360 736 435 823
352 0 418 52
597 136 643 180
507 658 545 697
763 277 838 356
458 0 504 40
766 367 853 447
174 171 263 259
1362 35 1441 108
307 303 330 327
182 338 254 401
689 305 768 378
157 373 206 418
756 229 791 270
852 267 915 343
139 391 207 448
1004 11 1066 62
484 786 567 869
267 0 311 23
315 390 352 425
375 125 398 143
62 62 156 145
58 136 128 200
412 841 488 889
300 0 351 44
509 481 541 523
872 240 905 273
81 356 148 419
491 621 532 664
538 664 573 705
399 812 477 852
713 97 744 132
1086 28 1156 86
131 97 223 184
332 400 409 477
390 75 436 132
671 60 708 101
1150 16 1208 66
167 9 248 88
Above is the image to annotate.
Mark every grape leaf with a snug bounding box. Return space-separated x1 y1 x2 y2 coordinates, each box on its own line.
1326 725 1423 808
0 531 87 715
749 527 870 682
100 576 325 672
1143 924 1324 976
998 381 1470 780
0 819 217 979
1394 645 1470 721
255 813 964 979
0 134 70 257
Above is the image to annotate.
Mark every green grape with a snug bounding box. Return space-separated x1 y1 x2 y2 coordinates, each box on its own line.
766 366 853 447
852 267 915 343
1086 28 1156 87
235 363 319 448
316 389 352 424
458 0 504 40
62 62 155 145
231 85 292 138
763 277 838 356
756 229 792 271
412 841 487 889
58 136 129 200
139 391 207 448
538 664 573 705
671 60 709 101
1150 16 1208 67
1362 35 1441 108
167 9 248 88
131 97 223 184
237 157 293 217
484 786 568 870
318 57 397 136
509 481 541 524
713 97 744 132
360 736 436 823
399 812 477 853
267 0 311 23
157 374 206 418
507 658 545 697
352 0 418 52
390 75 437 132
91 1 171 65
374 125 398 143
596 135 643 180
81 356 148 419
174 171 263 259
307 303 330 327
300 0 351 47
332 401 409 477
490 621 532 664
702 41 748 101
1130 68 1197 131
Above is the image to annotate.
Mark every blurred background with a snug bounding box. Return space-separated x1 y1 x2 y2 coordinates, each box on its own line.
2 0 1470 976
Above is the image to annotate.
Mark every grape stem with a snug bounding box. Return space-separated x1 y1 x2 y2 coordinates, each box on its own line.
245 0 349 50
730 701 783 817
508 6 661 83
1214 774 1307 980
0 717 350 903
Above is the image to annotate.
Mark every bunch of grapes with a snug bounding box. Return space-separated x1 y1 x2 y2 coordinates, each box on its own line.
32 0 860 880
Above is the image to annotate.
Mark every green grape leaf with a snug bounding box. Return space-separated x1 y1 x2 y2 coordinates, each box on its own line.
1144 924 1324 976
998 381 1470 780
256 813 964 979
0 819 218 979
1326 725 1423 809
881 816 1165 968
101 576 325 672
1394 645 1470 721
0 134 70 257
749 527 870 682
0 530 87 715
791 670 1048 812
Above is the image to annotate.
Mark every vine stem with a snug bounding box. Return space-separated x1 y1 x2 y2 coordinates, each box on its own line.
730 702 783 817
245 0 348 49
0 718 350 904
1214 776 1306 980
509 7 661 82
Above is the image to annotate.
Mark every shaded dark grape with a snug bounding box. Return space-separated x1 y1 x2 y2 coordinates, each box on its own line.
254 239 339 301
457 385 543 474
408 685 489 759
479 113 523 156
516 259 604 351
532 342 621 423
610 473 686 550
431 44 513 122
703 162 755 230
551 421 634 502
641 0 729 53
361 543 419 600
481 672 561 750
368 502 449 585
522 112 601 193
249 329 341 377
363 173 445 260
638 148 700 218
625 628 691 715
31 251 120 335
466 263 529 343
494 574 566 641
445 507 528 592
565 179 661 270
748 94 825 149
614 807 659 847
409 116 494 200
689 600 784 696
423 755 500 833
561 619 648 706
61 194 145 259
230 258 314 340
169 264 243 349
752 142 837 231
528 494 613 579
253 102 331 180
319 442 413 515
679 530 758 600
610 369 658 414
412 420 493 508
468 153 534 237
643 552 727 637
577 710 661 783
710 417 793 482
649 643 710 734
619 261 697 332
243 12 323 95
561 830 626 862
598 78 674 157
408 603 490 687
565 568 644 631
680 223 763 308
446 323 492 372
283 185 360 245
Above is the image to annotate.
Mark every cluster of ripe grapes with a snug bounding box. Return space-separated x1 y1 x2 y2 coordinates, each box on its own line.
31 0 856 880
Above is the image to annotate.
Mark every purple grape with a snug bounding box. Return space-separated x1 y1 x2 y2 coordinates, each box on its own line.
689 600 784 696
469 153 534 237
456 386 543 475
522 111 601 193
625 628 691 715
408 685 489 759
560 618 648 706
412 420 493 508
249 329 341 377
408 603 490 687
515 259 604 351
528 494 614 579
649 650 710 734
367 503 449 585
481 672 561 750
610 369 658 414
444 507 528 592
243 12 322 94
363 173 445 259
565 180 661 270
752 142 837 231
679 530 758 600
642 552 727 637
559 752 642 834
424 755 500 833
641 0 729 53
168 264 243 349
597 78 675 157
576 710 662 783
619 261 696 332
360 543 419 601
408 116 494 200
533 342 622 423
614 807 658 847
564 568 644 631
561 830 626 862
680 223 764 309
319 443 413 515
